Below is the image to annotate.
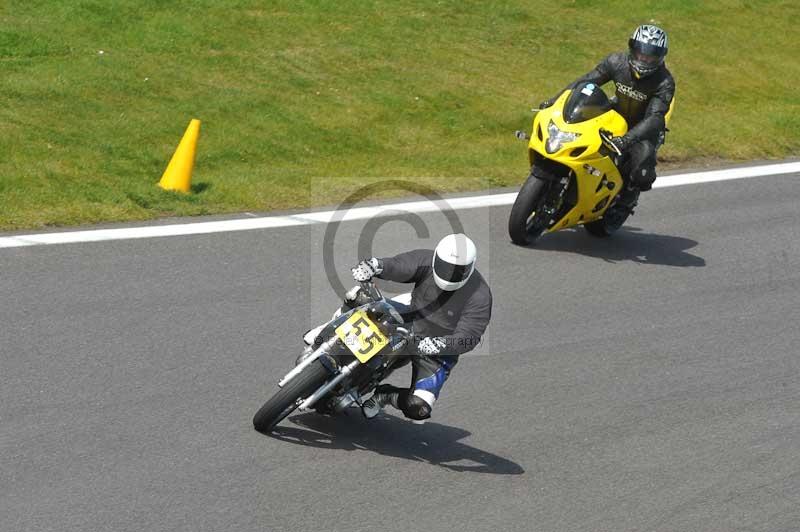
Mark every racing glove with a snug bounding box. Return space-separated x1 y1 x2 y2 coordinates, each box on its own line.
417 336 447 356
609 135 632 155
351 258 383 282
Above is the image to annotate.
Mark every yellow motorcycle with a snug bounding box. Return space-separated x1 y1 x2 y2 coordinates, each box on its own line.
508 82 633 245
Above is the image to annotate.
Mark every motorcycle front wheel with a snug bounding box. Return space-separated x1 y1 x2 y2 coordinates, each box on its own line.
508 176 548 246
253 359 330 433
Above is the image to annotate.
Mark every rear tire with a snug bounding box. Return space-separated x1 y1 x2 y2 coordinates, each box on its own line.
253 360 331 433
584 204 630 238
583 209 630 238
508 176 548 245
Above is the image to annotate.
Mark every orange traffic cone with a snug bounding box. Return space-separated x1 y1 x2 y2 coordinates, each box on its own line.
159 119 200 193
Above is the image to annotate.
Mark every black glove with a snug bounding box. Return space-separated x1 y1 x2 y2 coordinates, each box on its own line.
609 135 631 155
351 258 383 282
417 336 447 356
538 97 556 109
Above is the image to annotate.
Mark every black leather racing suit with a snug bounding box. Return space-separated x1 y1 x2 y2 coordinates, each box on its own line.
554 51 676 190
373 249 492 420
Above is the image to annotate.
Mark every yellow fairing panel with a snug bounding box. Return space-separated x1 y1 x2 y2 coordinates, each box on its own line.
546 155 622 231
665 92 676 126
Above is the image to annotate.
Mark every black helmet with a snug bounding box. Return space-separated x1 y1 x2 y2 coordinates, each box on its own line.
628 24 668 79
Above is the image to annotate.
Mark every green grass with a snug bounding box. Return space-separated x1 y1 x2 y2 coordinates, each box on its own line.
1 0 798 229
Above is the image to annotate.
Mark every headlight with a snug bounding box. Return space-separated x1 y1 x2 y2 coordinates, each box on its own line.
546 120 581 153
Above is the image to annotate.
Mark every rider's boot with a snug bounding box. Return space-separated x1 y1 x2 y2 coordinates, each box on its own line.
616 183 640 215
362 384 402 419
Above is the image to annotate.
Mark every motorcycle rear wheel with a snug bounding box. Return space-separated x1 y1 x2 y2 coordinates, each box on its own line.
584 205 630 238
508 176 548 246
253 360 330 433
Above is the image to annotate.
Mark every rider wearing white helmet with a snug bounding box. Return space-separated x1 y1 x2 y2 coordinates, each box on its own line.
350 233 492 422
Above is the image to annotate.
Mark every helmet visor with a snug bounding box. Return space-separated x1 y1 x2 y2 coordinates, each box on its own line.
632 50 662 67
629 38 666 60
433 255 473 283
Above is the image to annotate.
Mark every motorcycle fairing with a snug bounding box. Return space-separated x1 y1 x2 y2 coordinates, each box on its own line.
528 89 629 230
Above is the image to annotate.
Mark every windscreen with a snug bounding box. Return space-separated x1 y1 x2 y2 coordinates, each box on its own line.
563 82 612 124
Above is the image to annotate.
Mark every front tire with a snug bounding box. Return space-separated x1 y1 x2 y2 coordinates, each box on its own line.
508 176 549 245
253 360 331 433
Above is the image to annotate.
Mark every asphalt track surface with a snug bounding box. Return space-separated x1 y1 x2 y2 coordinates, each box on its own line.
2 173 799 531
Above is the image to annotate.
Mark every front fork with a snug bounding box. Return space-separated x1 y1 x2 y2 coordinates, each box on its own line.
298 359 361 411
278 335 338 388
537 175 571 229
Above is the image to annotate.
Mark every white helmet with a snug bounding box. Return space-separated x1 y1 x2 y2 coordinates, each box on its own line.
432 233 477 291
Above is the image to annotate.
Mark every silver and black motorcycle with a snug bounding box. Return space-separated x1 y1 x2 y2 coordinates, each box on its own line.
253 281 410 433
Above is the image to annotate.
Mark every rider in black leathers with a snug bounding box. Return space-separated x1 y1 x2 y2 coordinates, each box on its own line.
541 24 675 211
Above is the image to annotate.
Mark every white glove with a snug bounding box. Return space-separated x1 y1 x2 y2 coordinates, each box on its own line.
351 258 383 282
417 336 447 356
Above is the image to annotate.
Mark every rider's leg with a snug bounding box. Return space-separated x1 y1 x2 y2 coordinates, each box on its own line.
616 139 656 212
362 354 458 423
624 139 657 191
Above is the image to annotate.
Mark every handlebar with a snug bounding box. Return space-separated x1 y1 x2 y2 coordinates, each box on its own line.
599 129 623 157
358 280 383 303
357 280 413 341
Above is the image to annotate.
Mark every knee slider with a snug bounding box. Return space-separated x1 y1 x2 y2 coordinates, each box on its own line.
636 166 656 190
401 394 432 420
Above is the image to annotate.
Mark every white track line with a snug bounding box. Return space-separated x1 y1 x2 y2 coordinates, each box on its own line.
1 161 798 249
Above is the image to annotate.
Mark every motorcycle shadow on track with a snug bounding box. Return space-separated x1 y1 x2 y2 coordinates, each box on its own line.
529 226 706 267
268 412 525 475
